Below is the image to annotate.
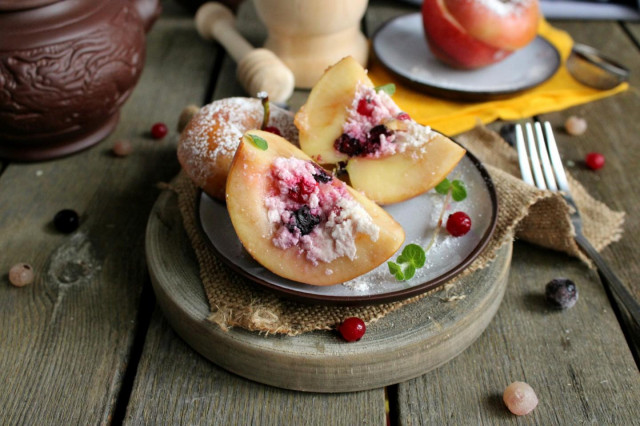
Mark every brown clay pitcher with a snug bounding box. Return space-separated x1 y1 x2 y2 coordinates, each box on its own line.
0 0 161 161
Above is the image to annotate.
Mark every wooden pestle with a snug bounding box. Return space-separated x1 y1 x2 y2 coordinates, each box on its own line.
195 2 295 103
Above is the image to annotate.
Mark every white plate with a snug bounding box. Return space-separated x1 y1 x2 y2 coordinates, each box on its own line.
372 13 561 101
198 145 498 305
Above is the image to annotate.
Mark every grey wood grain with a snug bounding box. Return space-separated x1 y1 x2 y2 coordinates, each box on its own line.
397 242 640 424
125 308 386 425
625 22 640 44
0 8 214 424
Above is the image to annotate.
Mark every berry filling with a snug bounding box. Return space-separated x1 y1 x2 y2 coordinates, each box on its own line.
334 83 433 159
265 157 379 265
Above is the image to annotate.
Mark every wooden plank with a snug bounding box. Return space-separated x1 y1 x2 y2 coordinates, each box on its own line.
397 244 640 424
0 6 214 424
125 309 386 425
623 22 640 44
361 5 640 423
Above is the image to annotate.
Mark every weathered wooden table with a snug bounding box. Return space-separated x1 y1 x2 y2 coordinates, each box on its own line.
2 1 639 424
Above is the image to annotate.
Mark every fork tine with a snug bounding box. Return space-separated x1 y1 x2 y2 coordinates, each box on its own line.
534 122 558 191
543 121 571 193
515 124 535 185
525 123 547 189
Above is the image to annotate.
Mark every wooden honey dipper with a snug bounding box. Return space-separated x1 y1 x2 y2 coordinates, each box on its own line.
195 2 295 104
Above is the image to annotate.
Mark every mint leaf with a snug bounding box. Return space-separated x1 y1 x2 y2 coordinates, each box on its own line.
245 134 268 151
401 243 426 268
451 180 467 201
403 264 416 280
435 178 451 195
375 83 396 96
389 243 426 281
388 262 404 280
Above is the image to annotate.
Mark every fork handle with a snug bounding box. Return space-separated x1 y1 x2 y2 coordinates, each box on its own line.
575 234 640 328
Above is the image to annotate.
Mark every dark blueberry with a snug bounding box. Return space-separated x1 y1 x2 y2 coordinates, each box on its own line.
312 164 332 183
289 205 321 236
54 209 80 233
363 125 393 154
334 134 362 157
499 123 517 146
367 124 392 144
545 278 578 309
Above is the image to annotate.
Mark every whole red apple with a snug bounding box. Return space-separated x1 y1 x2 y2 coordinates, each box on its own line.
422 0 540 69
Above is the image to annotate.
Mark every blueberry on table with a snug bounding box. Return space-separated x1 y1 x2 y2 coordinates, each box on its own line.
54 209 80 233
545 278 578 309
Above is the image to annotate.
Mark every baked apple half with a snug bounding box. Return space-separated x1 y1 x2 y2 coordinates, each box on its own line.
422 0 540 69
294 56 466 204
225 129 405 286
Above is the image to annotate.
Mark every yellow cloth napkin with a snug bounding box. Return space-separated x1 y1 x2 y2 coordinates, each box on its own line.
368 20 628 135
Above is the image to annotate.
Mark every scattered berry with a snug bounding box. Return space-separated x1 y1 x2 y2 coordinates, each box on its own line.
585 152 605 170
288 205 321 236
150 122 168 139
334 133 361 157
312 166 333 183
54 209 80 233
262 126 282 136
9 263 34 287
356 98 375 117
499 123 517 146
545 278 578 309
503 382 538 416
338 317 366 342
565 115 587 136
112 139 133 157
446 212 471 237
397 112 411 121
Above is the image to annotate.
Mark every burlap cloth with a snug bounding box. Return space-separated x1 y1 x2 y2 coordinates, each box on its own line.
172 125 624 336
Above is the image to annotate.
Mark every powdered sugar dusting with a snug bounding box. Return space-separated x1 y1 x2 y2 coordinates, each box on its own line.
474 0 533 17
178 97 298 188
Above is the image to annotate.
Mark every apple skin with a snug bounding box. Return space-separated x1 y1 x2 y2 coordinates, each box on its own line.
225 129 405 286
422 0 539 69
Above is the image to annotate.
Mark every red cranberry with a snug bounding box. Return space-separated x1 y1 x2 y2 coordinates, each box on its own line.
585 152 605 170
263 126 282 136
397 112 411 121
150 122 168 139
357 98 375 117
339 317 366 342
446 211 471 237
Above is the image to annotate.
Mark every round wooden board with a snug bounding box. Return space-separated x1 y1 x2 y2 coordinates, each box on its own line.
146 189 512 393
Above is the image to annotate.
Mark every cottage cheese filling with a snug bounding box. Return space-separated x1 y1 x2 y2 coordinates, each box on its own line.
336 82 436 159
265 157 379 265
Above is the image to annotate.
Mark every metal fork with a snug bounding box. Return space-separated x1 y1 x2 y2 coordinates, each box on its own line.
516 121 640 328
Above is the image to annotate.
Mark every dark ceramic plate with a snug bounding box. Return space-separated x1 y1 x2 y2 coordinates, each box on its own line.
197 143 498 305
372 13 561 101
